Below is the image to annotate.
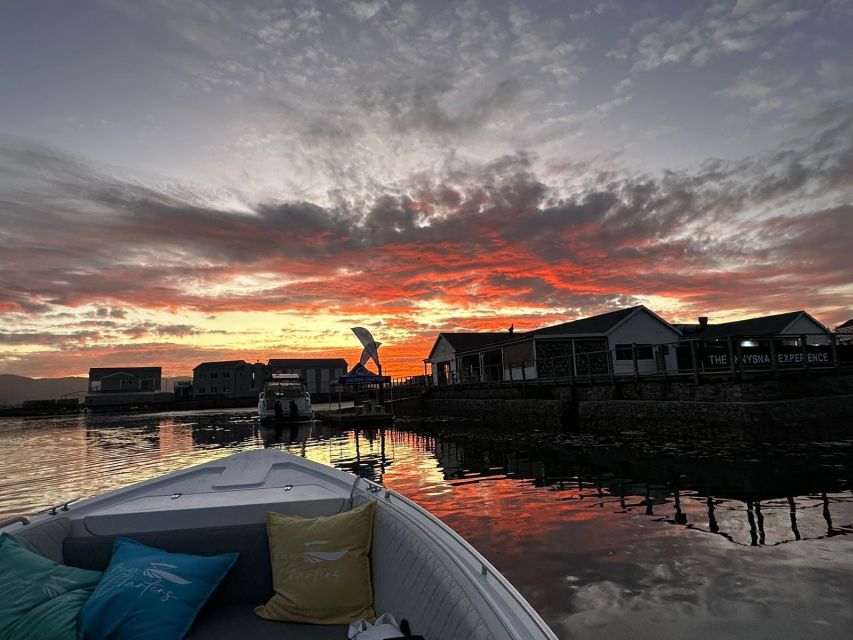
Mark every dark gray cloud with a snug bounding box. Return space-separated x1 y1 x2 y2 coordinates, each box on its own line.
1 99 852 341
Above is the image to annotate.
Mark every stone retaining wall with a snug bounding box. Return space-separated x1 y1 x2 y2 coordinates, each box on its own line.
392 373 853 434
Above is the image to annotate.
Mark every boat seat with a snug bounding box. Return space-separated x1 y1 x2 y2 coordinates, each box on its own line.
62 522 273 605
11 515 71 563
187 603 348 639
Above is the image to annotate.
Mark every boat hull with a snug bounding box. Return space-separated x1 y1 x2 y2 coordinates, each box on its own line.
2 450 557 640
257 397 313 422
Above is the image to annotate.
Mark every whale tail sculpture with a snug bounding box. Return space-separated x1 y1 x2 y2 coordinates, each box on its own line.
351 327 385 402
351 327 381 370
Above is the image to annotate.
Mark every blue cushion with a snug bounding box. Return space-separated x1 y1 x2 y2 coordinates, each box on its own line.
0 532 102 640
79 537 238 640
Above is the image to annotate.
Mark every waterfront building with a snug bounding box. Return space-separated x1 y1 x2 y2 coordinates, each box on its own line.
85 367 172 409
426 306 682 384
192 360 268 399
88 367 162 393
267 358 348 394
427 333 524 385
173 380 193 400
673 310 834 371
836 319 853 345
675 310 832 344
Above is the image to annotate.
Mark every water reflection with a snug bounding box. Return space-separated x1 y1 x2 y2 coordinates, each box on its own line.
2 410 852 639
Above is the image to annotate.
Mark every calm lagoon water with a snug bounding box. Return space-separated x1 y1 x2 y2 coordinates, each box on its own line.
1 408 852 639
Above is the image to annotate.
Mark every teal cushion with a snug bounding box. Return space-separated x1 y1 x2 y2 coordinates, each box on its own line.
80 537 238 640
0 532 102 640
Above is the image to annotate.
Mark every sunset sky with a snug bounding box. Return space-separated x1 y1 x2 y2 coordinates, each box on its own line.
1 0 852 378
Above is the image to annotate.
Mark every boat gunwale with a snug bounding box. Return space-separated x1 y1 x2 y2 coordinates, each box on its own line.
354 476 559 640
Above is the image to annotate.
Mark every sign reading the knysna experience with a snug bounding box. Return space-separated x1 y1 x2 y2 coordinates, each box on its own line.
703 349 832 369
706 352 832 367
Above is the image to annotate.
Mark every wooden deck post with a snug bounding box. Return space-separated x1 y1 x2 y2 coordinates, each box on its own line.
831 334 840 374
571 340 578 379
727 337 736 382
632 343 639 382
736 339 744 378
690 340 699 384
768 338 779 380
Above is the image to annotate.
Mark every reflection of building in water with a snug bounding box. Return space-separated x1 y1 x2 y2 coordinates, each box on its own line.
190 419 258 447
416 424 853 547
86 416 192 458
259 422 314 452
84 418 161 453
327 427 390 482
158 419 194 455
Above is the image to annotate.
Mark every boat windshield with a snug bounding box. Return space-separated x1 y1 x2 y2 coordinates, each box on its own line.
264 381 305 398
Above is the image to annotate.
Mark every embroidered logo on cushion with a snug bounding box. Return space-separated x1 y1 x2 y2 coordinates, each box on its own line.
303 541 347 564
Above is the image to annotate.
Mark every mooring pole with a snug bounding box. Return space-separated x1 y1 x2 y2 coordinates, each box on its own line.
632 343 639 382
690 340 699 384
831 334 840 374
727 336 736 382
736 339 744 378
768 338 779 380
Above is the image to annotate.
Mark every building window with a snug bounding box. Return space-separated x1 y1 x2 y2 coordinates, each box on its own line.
615 344 654 360
223 372 230 378
223 386 229 393
198 387 205 394
210 373 218 379
211 386 217 393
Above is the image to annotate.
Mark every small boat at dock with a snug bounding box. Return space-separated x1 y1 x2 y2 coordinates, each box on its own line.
257 373 313 422
314 399 394 426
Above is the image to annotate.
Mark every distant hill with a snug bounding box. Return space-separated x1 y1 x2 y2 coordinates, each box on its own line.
0 375 89 406
0 375 191 407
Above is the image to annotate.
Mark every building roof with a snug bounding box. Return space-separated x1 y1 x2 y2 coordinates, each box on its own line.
442 332 523 352
837 318 853 330
193 360 247 371
676 310 828 339
268 358 348 368
426 332 522 361
531 306 640 336
89 367 161 378
429 306 680 359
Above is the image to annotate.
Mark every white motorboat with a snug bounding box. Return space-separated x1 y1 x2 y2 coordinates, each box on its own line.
258 373 313 422
1 449 558 639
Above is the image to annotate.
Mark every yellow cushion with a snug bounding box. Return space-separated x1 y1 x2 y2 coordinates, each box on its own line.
255 501 377 624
